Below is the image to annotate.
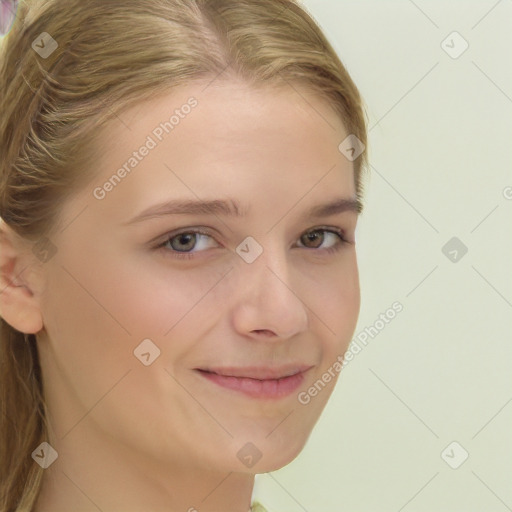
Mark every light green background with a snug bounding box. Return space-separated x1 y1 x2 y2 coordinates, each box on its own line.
253 1 512 510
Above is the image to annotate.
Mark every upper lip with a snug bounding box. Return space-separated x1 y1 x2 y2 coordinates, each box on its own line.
195 365 314 380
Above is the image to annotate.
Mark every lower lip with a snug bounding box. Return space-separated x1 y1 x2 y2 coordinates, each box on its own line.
196 370 306 399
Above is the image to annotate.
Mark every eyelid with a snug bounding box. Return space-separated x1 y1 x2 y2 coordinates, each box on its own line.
152 226 218 246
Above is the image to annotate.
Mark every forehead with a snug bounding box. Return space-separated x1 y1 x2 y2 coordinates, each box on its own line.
63 80 356 226
106 79 348 158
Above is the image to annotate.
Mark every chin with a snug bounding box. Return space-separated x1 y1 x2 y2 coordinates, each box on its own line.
253 451 304 473
228 430 311 474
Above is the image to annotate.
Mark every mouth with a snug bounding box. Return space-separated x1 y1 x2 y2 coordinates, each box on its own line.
194 365 313 399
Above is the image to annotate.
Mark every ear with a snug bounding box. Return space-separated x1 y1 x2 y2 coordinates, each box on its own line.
0 218 44 334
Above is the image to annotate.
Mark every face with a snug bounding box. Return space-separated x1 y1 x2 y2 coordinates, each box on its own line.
33 79 361 475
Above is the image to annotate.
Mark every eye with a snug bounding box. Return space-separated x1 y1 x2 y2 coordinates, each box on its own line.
156 229 219 260
154 227 350 261
297 228 349 254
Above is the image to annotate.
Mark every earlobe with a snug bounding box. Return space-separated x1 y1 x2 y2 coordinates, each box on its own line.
0 220 44 335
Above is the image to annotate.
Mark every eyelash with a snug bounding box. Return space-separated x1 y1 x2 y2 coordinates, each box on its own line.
154 227 350 261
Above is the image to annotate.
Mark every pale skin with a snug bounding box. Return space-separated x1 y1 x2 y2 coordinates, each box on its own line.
0 79 361 512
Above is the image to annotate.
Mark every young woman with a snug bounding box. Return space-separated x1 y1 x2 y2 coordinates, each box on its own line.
0 1 368 510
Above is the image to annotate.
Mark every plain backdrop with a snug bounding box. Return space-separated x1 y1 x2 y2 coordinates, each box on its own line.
253 1 512 511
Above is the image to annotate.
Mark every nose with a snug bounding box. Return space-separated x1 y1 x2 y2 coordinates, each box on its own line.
230 244 309 341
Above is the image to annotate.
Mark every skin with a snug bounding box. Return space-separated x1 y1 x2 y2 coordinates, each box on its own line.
0 79 361 512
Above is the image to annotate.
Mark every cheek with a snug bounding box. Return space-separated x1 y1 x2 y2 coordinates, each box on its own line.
37 264 139 438
308 255 360 350
291 265 359 430
52 242 214 340
109 260 229 340
41 264 121 352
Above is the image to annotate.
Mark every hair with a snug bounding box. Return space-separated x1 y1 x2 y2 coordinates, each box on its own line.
0 0 368 510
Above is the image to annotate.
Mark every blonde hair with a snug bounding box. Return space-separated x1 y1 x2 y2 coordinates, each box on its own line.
0 0 368 509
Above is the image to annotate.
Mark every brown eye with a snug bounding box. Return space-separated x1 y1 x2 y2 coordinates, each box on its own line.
298 228 347 252
300 230 325 249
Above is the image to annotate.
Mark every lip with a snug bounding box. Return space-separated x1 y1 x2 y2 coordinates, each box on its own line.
194 365 313 399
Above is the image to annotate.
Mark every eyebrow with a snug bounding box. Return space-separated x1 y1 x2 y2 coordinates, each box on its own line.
123 196 363 225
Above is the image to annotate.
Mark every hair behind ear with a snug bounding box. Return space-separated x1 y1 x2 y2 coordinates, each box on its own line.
0 323 47 512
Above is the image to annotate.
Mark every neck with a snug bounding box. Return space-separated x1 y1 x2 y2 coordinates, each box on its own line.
33 421 255 512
